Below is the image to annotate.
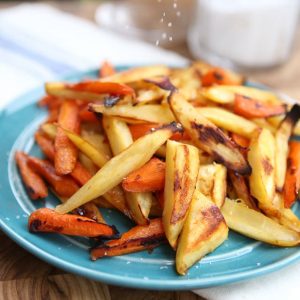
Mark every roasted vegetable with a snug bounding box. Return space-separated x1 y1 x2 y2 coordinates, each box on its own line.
176 191 228 275
168 90 251 175
91 218 165 259
201 67 244 86
163 140 200 249
56 123 182 214
29 208 116 238
275 105 300 191
222 199 300 247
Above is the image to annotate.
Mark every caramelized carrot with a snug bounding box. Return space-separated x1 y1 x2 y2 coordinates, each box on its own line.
46 105 60 123
283 141 300 208
68 81 134 96
155 190 165 210
234 94 286 119
28 208 116 237
38 95 56 107
74 202 105 223
122 158 166 192
55 100 79 175
35 132 93 186
79 105 99 123
231 133 250 148
91 218 165 260
27 156 79 198
15 152 48 200
99 61 116 78
129 123 190 141
201 67 243 87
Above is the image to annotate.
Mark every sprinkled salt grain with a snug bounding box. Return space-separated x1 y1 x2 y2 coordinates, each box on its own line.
5 217 10 221
257 263 261 266
143 276 149 280
159 266 168 270
169 36 173 41
167 22 172 27
126 261 131 264
16 215 20 219
176 11 181 17
156 40 160 46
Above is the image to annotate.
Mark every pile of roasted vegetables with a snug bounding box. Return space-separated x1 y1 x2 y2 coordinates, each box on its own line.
16 61 300 275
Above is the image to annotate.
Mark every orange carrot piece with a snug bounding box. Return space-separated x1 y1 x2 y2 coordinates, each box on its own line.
45 105 60 124
79 105 99 123
129 123 190 141
15 152 48 200
122 158 166 192
28 208 117 237
231 133 250 148
283 141 300 208
91 218 165 260
99 61 116 78
38 95 56 107
35 132 93 187
54 100 79 175
201 67 243 87
27 156 79 198
155 190 165 210
234 94 286 119
68 81 134 96
73 202 106 223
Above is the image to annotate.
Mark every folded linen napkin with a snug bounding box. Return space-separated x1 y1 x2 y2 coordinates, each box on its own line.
0 4 299 300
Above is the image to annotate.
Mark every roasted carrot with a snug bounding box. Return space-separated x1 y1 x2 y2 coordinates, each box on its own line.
28 208 116 237
234 94 286 119
74 202 105 223
15 152 48 200
38 95 56 107
201 67 243 87
35 132 93 186
99 61 116 78
155 190 165 210
79 105 99 123
283 141 300 208
129 123 190 141
231 133 250 148
45 105 60 123
122 158 166 192
68 81 134 96
54 100 79 175
91 218 165 260
27 156 79 198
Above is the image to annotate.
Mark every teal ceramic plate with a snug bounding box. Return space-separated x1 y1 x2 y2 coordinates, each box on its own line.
1 68 300 290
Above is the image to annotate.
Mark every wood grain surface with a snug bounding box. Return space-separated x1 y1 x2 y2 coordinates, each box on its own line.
1 1 300 299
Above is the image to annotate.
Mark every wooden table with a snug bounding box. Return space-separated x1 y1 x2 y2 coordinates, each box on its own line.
1 1 300 299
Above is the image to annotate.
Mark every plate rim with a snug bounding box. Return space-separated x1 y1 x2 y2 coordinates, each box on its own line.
1 67 300 290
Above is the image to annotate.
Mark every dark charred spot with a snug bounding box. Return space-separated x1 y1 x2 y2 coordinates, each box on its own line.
75 207 86 217
27 186 35 197
29 219 42 232
145 77 177 92
283 104 300 127
154 122 183 134
262 157 273 175
191 122 226 144
52 226 64 232
134 174 141 181
140 235 166 247
287 158 292 169
174 171 181 192
213 71 224 81
103 95 121 107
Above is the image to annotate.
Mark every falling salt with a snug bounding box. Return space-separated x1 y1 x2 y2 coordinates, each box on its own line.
160 18 164 23
22 214 28 218
143 276 149 280
173 3 178 8
169 36 173 41
159 266 168 270
168 22 172 27
5 217 10 221
16 215 20 219
176 11 181 17
162 33 167 39
156 40 160 46
257 263 261 266
126 261 131 264
163 12 166 17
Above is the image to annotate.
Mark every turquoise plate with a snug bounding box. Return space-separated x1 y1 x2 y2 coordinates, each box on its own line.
1 68 300 290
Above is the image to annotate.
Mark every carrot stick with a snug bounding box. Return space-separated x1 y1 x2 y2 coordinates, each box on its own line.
201 67 243 87
38 95 56 107
28 208 117 237
99 61 116 78
91 218 165 260
231 133 250 148
68 81 134 96
15 152 48 200
122 158 166 192
155 190 165 210
79 105 99 123
129 123 190 141
35 132 93 186
55 100 79 175
74 202 106 223
234 94 286 119
27 156 79 198
283 141 300 208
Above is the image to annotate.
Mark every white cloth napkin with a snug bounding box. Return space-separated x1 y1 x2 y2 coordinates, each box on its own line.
0 4 299 300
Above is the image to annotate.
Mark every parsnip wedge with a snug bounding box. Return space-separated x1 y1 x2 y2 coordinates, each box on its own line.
168 91 251 175
222 199 300 247
90 103 174 124
248 128 275 207
275 104 300 191
56 123 182 213
196 163 227 208
176 191 228 275
196 107 258 138
99 65 170 83
163 140 200 249
201 85 281 105
103 116 153 225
